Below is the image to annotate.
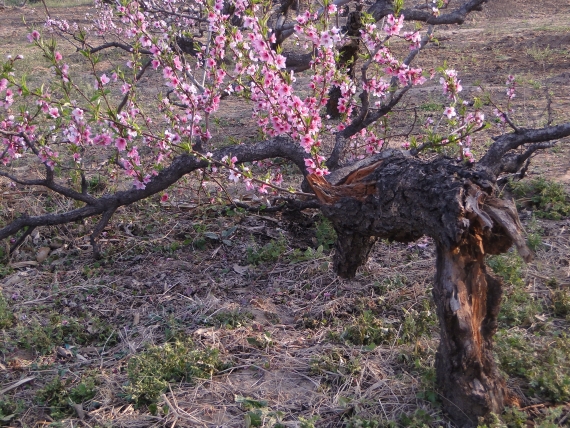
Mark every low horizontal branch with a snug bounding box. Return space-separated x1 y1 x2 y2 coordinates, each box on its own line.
0 137 309 241
368 0 488 25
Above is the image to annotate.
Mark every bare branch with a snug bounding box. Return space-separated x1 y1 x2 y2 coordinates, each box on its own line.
117 58 152 113
497 141 558 174
368 0 488 25
478 123 570 175
9 226 36 255
0 137 309 241
89 42 151 55
90 207 118 258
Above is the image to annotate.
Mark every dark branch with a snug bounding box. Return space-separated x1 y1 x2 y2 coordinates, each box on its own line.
90 207 118 258
0 137 309 241
497 141 557 174
89 42 151 55
10 226 36 255
368 0 488 25
478 123 570 175
117 58 152 113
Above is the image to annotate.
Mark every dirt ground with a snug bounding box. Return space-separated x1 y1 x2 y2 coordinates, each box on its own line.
1 0 570 427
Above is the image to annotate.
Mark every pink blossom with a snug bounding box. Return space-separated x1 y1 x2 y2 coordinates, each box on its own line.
115 137 127 151
133 179 146 190
228 170 241 183
54 51 62 62
71 108 84 122
444 106 456 119
27 30 40 43
48 107 60 118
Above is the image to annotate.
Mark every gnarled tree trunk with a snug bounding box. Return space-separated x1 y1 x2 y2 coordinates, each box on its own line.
308 152 531 426
433 237 506 426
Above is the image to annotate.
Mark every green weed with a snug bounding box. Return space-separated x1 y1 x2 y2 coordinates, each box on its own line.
510 177 570 220
14 313 117 355
125 339 229 406
487 251 524 287
419 101 442 112
203 309 254 329
235 395 285 428
495 330 570 402
525 216 543 252
0 399 24 426
398 409 433 427
341 311 396 347
345 417 381 428
36 375 97 420
0 293 14 329
551 289 570 319
488 252 540 327
246 236 287 265
501 406 527 428
289 245 325 263
0 263 12 281
315 216 337 250
373 274 408 294
400 301 436 344
310 349 362 384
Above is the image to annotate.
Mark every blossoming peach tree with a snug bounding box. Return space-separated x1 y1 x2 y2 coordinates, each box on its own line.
1 0 569 424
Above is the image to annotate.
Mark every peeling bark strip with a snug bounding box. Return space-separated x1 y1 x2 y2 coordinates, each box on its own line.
308 154 530 426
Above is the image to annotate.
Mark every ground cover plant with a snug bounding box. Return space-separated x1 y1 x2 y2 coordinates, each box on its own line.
0 0 570 426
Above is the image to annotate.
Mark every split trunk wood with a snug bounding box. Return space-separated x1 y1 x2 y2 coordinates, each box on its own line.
308 152 531 427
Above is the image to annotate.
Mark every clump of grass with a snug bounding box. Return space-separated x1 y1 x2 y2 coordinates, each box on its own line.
289 245 325 263
0 399 24 426
246 236 287 265
310 349 362 385
510 177 570 220
551 289 570 319
315 216 337 250
36 375 98 421
345 417 381 428
235 395 286 427
346 409 433 428
495 330 570 403
203 309 254 329
488 252 540 327
341 311 396 347
487 251 525 287
13 313 117 355
525 215 543 252
373 274 408 294
400 300 436 345
125 339 229 406
0 293 14 329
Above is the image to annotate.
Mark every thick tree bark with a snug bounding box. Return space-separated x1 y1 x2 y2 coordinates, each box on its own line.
308 153 530 426
433 238 506 426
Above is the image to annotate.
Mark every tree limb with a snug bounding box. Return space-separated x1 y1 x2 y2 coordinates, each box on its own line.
0 137 309 241
368 0 488 25
478 123 570 175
